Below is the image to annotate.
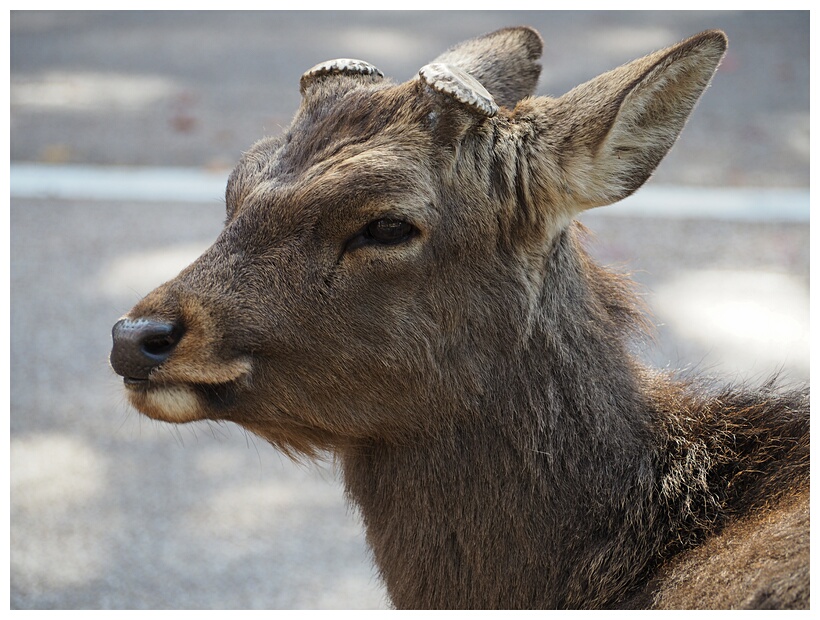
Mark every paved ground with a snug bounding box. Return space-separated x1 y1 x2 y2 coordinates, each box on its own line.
9 11 809 610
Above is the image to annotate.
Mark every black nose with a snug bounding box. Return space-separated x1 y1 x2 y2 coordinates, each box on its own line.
110 318 182 381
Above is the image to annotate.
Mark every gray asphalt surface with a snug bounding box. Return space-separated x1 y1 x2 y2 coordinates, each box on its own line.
10 11 809 610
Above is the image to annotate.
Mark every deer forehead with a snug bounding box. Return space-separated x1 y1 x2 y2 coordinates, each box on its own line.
227 113 462 237
236 135 437 199
294 82 431 155
226 78 540 249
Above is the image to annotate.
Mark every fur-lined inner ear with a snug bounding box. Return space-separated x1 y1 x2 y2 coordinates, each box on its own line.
513 29 727 220
419 63 498 117
300 58 384 96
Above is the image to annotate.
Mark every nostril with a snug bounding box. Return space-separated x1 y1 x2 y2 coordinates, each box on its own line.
110 318 183 380
142 328 181 358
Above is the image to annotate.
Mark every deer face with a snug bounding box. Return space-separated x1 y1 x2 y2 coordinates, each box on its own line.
111 27 726 454
111 76 513 452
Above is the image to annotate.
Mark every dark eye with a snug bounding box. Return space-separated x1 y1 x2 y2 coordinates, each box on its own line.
367 219 415 244
345 218 417 252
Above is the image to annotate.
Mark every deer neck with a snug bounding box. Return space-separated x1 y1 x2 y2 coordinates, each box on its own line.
339 342 662 609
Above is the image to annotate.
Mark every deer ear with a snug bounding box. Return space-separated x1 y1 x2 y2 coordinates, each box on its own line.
300 58 384 96
429 26 543 108
524 30 727 214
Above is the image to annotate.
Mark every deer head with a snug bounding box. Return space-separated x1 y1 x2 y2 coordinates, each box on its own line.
111 27 727 456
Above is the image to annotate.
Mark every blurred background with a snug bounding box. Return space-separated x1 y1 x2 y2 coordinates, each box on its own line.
9 11 809 609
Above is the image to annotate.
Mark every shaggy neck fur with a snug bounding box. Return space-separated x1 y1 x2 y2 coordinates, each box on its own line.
339 225 809 609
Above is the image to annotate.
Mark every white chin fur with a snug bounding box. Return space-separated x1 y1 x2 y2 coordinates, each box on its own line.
142 385 202 423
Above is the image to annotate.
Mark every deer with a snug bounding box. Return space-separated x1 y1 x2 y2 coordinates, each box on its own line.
109 27 809 609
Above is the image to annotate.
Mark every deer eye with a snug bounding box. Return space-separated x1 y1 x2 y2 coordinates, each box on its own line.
366 219 415 244
345 218 417 253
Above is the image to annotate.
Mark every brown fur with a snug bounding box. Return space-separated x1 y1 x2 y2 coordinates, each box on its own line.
111 27 809 609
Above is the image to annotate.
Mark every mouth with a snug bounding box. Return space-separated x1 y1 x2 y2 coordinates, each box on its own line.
123 376 243 422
